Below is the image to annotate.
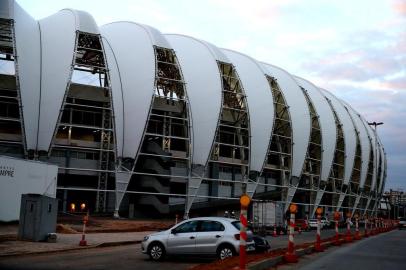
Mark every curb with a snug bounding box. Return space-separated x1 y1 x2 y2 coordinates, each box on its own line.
0 240 142 258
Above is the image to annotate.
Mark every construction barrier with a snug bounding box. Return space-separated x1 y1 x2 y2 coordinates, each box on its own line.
345 212 353 243
314 207 324 252
273 224 278 237
363 215 369 237
79 212 88 246
239 194 250 270
284 204 298 263
333 211 341 245
354 213 361 240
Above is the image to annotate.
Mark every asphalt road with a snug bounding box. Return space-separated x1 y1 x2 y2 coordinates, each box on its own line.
0 244 208 270
279 229 406 270
0 228 370 270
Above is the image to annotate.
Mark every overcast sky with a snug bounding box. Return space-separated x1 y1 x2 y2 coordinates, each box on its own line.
16 0 406 191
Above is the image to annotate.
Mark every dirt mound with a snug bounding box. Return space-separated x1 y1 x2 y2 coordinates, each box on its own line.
56 224 78 234
57 215 174 233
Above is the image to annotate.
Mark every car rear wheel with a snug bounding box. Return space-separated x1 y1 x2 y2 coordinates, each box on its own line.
148 242 165 261
217 244 235 260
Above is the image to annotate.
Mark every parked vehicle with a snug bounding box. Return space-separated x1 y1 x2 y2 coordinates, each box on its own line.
398 217 406 230
308 219 323 229
295 219 310 231
141 217 255 261
321 217 331 228
252 235 271 253
251 201 285 234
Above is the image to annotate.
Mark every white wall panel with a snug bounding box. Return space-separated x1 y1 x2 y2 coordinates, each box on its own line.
165 34 223 167
321 89 356 186
294 77 336 182
223 49 274 173
0 155 57 221
262 64 310 178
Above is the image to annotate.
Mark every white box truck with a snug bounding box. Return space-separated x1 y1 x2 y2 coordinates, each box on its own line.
251 201 285 234
0 155 58 222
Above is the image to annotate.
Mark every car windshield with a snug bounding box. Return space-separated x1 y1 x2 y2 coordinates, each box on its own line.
400 218 406 221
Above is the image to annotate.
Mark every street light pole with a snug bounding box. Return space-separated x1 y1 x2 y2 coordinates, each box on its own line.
368 121 383 218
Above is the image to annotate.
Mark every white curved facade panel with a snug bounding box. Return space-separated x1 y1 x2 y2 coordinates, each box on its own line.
37 10 77 151
142 24 171 49
101 22 157 159
0 0 13 19
62 9 99 34
377 139 385 193
361 117 378 191
262 64 310 178
222 49 274 173
198 39 230 63
321 89 356 185
102 37 124 158
165 34 222 166
342 101 371 188
382 150 387 194
13 2 41 150
371 138 380 191
294 77 336 182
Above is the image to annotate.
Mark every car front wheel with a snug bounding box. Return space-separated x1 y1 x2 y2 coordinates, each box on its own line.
217 244 235 260
148 242 165 261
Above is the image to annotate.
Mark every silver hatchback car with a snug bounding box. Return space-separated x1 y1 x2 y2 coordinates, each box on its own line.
141 217 255 261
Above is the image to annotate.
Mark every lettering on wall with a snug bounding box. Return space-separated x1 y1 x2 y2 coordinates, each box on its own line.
0 165 15 178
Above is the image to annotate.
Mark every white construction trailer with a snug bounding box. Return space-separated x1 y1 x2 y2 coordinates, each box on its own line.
0 155 57 222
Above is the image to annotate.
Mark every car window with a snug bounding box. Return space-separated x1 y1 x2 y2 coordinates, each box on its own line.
174 221 199 233
199 221 225 232
232 221 242 230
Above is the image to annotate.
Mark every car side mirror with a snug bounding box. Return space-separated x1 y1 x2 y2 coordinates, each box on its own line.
171 229 177 235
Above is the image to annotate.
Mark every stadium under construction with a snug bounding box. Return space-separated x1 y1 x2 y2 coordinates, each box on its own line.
0 0 387 220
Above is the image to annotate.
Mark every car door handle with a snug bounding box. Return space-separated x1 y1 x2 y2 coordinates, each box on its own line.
215 235 221 238
190 236 195 239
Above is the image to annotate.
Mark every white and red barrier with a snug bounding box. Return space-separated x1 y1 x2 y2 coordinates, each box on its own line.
79 212 88 246
239 194 250 270
314 208 324 252
345 213 353 243
284 204 298 263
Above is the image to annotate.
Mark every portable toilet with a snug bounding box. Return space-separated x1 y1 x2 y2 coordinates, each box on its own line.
18 194 58 241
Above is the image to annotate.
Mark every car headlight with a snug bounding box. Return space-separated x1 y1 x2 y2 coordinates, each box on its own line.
143 236 149 242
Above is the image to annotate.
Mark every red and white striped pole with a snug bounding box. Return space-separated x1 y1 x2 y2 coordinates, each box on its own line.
364 214 369 237
354 213 361 240
273 224 278 237
345 212 353 242
284 203 298 263
333 211 341 245
239 194 251 270
314 207 324 252
79 211 89 246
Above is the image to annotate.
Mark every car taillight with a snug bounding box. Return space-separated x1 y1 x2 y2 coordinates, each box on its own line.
234 234 240 240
